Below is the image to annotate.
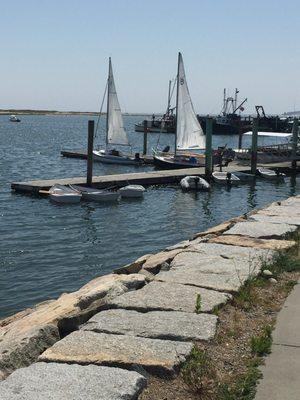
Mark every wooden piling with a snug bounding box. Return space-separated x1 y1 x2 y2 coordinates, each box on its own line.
143 120 148 155
205 118 213 178
251 118 258 175
87 120 94 186
292 118 298 171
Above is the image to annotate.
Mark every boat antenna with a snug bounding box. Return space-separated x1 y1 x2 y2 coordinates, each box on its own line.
94 81 108 140
174 52 181 155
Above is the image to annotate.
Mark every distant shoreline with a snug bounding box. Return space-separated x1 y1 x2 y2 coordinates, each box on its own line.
0 109 154 116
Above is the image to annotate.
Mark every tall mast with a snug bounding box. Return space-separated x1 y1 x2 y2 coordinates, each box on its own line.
223 88 226 115
234 88 238 113
106 57 111 147
167 80 171 116
174 52 181 155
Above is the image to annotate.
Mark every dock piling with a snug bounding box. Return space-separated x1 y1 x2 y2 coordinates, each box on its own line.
205 118 213 178
292 118 298 171
143 120 148 155
87 120 94 186
251 118 258 175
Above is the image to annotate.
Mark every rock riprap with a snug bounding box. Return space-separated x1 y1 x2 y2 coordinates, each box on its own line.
107 281 231 313
83 309 217 341
208 235 296 250
156 252 262 292
39 330 193 376
0 273 146 380
0 362 146 400
224 221 297 239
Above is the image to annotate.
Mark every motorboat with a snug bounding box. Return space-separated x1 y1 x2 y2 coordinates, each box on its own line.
9 115 21 122
119 185 145 198
49 184 82 204
256 167 285 180
93 58 143 166
234 171 256 182
69 185 119 202
212 171 240 185
180 176 210 191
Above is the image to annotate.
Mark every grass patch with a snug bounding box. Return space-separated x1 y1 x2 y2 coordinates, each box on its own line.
195 294 202 314
261 250 300 278
182 347 216 395
217 358 262 400
250 325 272 356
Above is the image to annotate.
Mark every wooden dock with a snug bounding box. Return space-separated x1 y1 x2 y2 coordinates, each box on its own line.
11 161 299 195
61 150 154 164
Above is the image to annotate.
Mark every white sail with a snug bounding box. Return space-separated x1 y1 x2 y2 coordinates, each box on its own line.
107 58 129 146
176 53 205 150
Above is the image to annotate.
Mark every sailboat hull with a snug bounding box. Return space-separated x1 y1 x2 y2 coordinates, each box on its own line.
93 151 142 166
153 154 206 169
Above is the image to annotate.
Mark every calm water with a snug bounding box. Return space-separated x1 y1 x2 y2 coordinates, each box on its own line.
0 114 298 319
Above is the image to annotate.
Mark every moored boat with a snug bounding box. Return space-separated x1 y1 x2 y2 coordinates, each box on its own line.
9 115 21 122
212 171 240 185
153 52 206 169
69 185 119 202
49 184 82 204
119 185 145 198
256 167 285 180
93 58 142 166
180 176 210 191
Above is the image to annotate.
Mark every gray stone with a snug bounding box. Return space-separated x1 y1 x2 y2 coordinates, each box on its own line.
258 205 300 217
107 281 231 313
249 213 300 226
156 251 263 292
262 269 273 277
224 221 297 239
0 362 147 400
0 273 146 380
184 242 271 260
39 330 193 376
269 278 277 284
83 309 217 342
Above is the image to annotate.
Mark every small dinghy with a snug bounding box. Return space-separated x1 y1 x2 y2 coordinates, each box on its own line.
49 184 82 204
234 171 256 182
212 171 240 185
119 185 145 198
70 185 119 202
180 176 210 191
257 167 285 180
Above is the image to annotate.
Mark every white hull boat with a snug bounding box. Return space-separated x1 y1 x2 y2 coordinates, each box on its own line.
180 176 210 191
49 184 82 204
119 185 145 198
93 150 142 166
212 171 240 185
9 115 21 122
256 168 285 180
70 185 119 202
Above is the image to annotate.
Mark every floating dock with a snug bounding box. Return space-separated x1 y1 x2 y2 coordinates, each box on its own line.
11 161 299 195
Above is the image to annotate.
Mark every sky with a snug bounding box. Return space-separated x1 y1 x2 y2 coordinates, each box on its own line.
0 0 299 114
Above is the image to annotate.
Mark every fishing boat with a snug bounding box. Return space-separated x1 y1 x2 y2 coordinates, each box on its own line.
69 185 119 202
135 80 176 134
93 58 143 166
119 185 145 198
49 184 82 204
256 167 285 180
212 171 240 185
180 176 210 191
9 115 21 122
153 53 206 169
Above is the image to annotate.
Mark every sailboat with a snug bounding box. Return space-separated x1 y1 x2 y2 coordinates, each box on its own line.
93 58 143 165
153 52 206 169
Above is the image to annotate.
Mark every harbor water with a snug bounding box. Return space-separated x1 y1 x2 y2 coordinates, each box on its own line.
0 114 298 319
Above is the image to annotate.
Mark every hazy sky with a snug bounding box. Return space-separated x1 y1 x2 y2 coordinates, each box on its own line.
1 0 299 114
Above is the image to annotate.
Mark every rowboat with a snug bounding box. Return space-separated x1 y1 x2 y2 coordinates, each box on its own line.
119 185 145 198
256 168 285 180
69 185 119 202
49 184 82 204
212 171 240 185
